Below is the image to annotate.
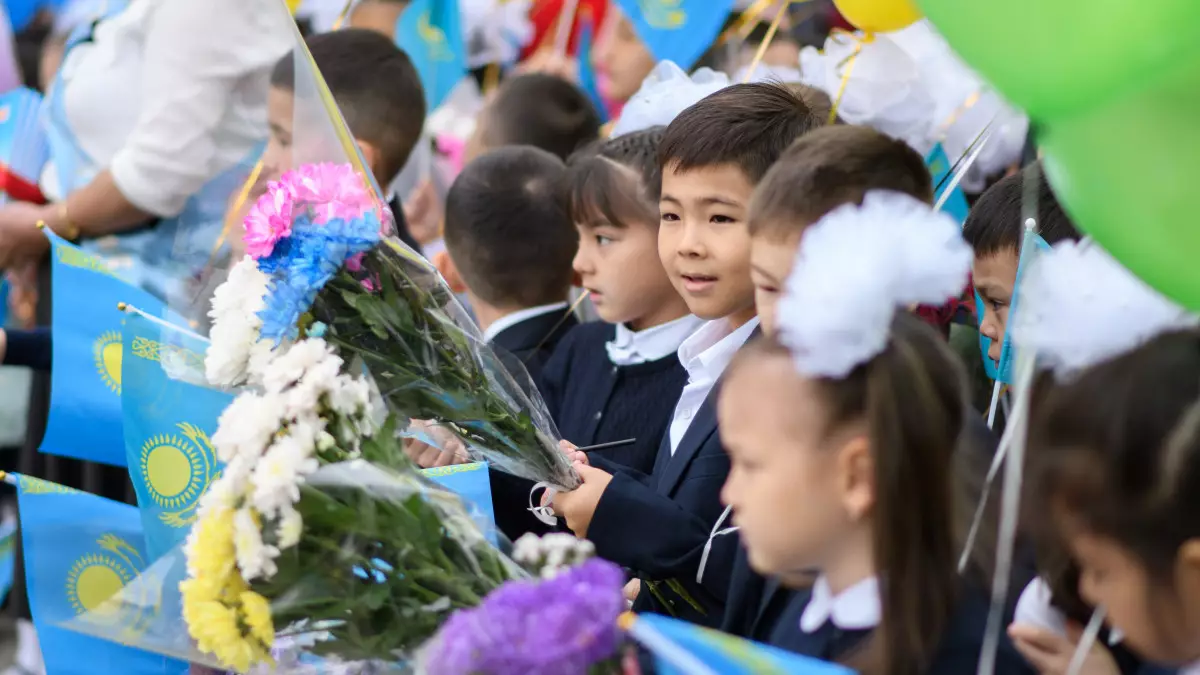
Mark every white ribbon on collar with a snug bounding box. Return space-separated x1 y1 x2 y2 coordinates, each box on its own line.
697 505 738 584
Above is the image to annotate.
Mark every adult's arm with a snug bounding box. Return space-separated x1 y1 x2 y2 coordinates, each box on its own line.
57 0 292 239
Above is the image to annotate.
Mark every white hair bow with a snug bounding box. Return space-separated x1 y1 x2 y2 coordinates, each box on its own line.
777 191 972 378
609 60 731 138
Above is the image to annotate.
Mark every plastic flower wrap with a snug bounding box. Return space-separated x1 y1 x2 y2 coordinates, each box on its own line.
63 338 525 671
205 160 579 490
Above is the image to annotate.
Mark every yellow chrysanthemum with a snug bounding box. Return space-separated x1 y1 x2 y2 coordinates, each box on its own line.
213 635 269 674
239 591 275 647
185 600 241 655
189 509 237 581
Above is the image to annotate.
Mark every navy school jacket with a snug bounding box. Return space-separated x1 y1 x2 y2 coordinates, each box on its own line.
586 381 736 628
756 577 1037 675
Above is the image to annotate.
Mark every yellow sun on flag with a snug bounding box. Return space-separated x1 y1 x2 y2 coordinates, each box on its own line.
66 552 132 618
140 432 205 512
93 331 122 394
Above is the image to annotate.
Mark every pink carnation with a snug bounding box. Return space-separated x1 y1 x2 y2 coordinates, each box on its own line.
243 180 296 259
288 162 375 225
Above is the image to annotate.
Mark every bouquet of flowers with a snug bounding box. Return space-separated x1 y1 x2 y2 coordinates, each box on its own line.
179 337 523 671
206 162 579 490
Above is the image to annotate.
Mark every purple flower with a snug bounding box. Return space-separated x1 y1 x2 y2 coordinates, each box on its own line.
426 559 626 675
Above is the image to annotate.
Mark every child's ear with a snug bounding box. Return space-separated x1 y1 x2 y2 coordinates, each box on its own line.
1177 539 1200 597
433 250 468 294
355 140 384 184
836 434 875 522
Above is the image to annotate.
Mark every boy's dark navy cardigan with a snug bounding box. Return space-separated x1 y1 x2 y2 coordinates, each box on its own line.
489 321 690 542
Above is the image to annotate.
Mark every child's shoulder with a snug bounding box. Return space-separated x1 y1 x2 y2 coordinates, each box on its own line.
930 584 1035 675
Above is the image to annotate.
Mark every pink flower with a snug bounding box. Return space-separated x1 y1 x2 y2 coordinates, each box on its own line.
288 163 374 225
243 180 296 259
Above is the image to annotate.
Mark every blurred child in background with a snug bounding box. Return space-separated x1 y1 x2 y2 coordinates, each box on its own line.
464 72 602 163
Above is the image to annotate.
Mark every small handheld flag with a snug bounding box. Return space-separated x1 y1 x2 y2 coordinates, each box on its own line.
611 0 736 70
396 0 468 112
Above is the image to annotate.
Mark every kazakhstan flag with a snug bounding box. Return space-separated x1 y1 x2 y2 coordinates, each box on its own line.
612 0 735 70
42 230 182 465
15 474 189 674
396 0 467 111
927 144 970 225
121 311 232 561
625 613 853 675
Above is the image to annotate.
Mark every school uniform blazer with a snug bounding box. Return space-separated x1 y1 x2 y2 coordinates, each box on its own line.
586 383 735 627
487 309 579 542
762 580 1037 675
489 309 579 393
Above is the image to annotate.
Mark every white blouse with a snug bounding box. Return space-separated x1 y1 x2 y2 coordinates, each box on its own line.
44 0 292 216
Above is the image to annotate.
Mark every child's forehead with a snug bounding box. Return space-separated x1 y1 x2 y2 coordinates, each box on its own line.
662 162 755 201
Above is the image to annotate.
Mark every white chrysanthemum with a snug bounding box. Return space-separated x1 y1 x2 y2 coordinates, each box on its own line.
328 376 371 418
196 468 245 519
778 191 972 379
233 507 279 581
246 337 279 386
277 506 304 550
212 391 286 464
1012 241 1197 379
261 338 342 394
206 257 270 387
250 433 320 519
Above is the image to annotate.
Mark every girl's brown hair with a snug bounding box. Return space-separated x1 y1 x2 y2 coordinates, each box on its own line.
566 126 664 229
745 312 967 675
1028 328 1200 594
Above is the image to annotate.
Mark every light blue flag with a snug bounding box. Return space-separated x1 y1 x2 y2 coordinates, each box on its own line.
396 0 467 112
0 87 49 204
577 13 610 124
628 613 854 675
121 311 232 561
15 474 190 675
926 143 970 225
612 0 735 70
420 462 496 537
977 228 1051 384
42 231 184 465
0 517 16 604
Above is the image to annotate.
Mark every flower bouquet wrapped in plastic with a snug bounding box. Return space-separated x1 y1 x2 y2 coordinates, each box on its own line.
63 336 525 672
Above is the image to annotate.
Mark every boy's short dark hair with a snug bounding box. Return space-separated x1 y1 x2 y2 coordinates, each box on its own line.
749 125 933 239
481 73 602 161
567 126 665 229
272 29 426 186
444 146 578 308
660 82 824 184
963 163 1081 257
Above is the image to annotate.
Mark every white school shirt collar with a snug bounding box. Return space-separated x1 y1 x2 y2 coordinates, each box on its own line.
667 317 760 454
606 315 705 366
1182 661 1200 675
677 316 760 378
799 575 882 633
482 302 570 344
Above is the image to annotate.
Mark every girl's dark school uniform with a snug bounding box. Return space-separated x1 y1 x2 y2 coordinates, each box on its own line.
760 577 1035 675
541 322 688 475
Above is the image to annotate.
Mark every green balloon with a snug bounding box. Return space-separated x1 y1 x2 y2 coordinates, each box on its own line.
917 0 1200 119
1042 62 1200 310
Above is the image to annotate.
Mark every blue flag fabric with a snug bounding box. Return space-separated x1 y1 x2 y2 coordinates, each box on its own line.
576 13 610 124
0 87 49 199
926 144 970 225
630 613 854 675
42 231 181 465
396 0 467 112
420 462 496 538
612 0 735 70
977 228 1051 384
0 517 16 604
15 474 189 675
121 312 232 561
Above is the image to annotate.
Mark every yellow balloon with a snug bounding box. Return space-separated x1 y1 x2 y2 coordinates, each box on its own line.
285 0 302 15
834 0 922 34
